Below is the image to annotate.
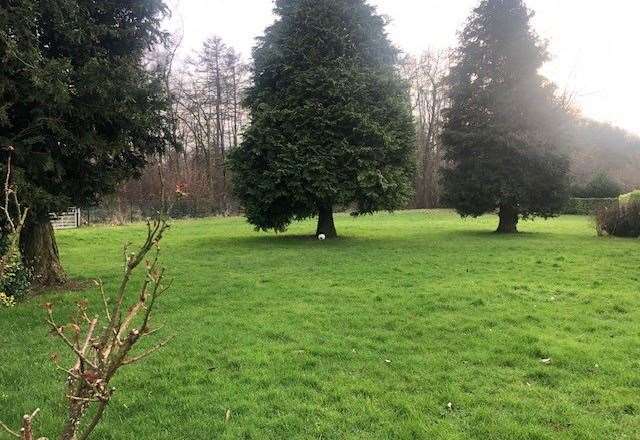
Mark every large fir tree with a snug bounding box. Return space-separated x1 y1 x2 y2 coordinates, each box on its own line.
229 0 414 238
442 0 570 233
0 0 172 284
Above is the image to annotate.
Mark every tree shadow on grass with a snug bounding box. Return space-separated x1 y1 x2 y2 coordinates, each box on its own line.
186 227 559 251
29 277 95 301
182 232 382 254
219 233 361 246
439 229 554 240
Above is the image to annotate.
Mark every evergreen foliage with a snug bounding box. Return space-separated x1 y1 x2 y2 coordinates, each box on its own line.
441 0 570 233
0 0 172 219
572 173 623 199
229 0 415 237
0 0 173 284
619 190 640 207
563 197 617 216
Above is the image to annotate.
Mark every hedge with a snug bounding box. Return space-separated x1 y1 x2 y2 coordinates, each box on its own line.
619 190 640 207
563 198 618 215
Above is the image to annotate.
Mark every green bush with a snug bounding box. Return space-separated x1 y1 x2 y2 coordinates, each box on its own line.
619 190 640 207
563 198 618 215
0 258 31 301
0 234 31 301
572 173 624 198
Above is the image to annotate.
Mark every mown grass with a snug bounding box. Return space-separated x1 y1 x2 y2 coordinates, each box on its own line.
1 210 639 439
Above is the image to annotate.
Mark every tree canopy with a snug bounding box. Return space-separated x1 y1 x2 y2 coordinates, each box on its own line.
0 0 172 284
441 0 570 233
229 0 415 238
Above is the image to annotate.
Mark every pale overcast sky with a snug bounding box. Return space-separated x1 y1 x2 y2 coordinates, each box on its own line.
168 0 640 136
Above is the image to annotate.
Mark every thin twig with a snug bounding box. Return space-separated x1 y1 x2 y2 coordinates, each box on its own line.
122 335 175 365
46 313 99 371
0 419 19 438
97 280 111 321
65 395 99 403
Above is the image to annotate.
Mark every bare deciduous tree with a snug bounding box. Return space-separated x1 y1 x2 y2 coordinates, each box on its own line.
171 36 248 215
109 35 249 222
402 50 450 209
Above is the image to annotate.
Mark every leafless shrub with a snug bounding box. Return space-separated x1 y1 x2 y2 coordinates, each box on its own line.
595 201 640 238
1 217 173 440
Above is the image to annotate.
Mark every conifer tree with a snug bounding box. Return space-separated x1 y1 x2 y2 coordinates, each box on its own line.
229 0 414 238
0 0 171 284
442 0 570 233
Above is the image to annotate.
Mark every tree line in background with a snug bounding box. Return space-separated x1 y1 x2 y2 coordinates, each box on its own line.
109 39 640 223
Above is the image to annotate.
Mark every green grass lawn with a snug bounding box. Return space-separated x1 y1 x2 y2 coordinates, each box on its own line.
1 210 639 439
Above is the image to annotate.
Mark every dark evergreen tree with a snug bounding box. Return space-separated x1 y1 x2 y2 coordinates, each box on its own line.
0 0 172 284
229 0 414 238
572 172 623 199
441 0 570 233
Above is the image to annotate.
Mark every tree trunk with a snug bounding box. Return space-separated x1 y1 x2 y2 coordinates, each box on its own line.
316 205 337 239
20 219 67 286
496 204 519 234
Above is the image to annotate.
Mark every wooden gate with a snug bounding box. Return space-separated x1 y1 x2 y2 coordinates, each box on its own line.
51 208 81 230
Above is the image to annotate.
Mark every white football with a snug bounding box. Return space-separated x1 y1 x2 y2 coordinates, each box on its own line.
318 234 326 240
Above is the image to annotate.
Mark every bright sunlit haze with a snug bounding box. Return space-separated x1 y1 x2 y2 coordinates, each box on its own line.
168 0 640 136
